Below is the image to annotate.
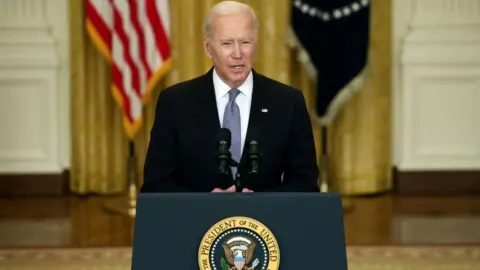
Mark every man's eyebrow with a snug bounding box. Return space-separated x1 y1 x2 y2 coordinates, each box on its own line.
219 38 252 42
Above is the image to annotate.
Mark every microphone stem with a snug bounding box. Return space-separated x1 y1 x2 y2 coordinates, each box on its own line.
235 172 241 192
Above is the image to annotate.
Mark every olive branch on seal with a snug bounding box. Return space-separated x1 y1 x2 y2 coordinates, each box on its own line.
220 257 229 270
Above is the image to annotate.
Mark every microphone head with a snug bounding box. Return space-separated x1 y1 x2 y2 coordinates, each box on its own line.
248 140 260 154
217 128 231 147
247 130 262 161
247 128 261 153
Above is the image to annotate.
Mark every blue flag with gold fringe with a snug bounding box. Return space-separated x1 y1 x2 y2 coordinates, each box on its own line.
289 0 370 125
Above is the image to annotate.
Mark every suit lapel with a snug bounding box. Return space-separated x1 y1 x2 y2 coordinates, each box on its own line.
240 70 269 167
195 68 221 132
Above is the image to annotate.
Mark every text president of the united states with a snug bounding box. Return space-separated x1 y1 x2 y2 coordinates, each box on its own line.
141 1 319 193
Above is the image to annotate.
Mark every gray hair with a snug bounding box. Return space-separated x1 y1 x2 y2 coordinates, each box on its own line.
202 1 259 39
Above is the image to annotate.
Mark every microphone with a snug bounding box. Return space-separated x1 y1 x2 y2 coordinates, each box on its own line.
215 128 232 176
247 139 262 174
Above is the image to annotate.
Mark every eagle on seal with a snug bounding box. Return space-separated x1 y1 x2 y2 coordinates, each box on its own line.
222 238 256 270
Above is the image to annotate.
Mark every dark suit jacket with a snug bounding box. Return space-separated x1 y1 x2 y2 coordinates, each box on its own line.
141 68 319 193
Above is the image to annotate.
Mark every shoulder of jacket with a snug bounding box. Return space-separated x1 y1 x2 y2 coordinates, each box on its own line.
159 74 205 99
255 72 303 98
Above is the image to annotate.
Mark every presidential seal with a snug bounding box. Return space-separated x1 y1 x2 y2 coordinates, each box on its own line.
198 216 280 270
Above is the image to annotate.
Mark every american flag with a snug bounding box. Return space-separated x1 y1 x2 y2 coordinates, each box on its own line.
86 0 172 139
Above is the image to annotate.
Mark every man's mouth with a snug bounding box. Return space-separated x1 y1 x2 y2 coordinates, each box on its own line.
230 65 244 69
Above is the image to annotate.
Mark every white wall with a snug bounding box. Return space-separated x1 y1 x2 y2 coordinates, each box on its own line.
0 0 69 173
392 0 480 171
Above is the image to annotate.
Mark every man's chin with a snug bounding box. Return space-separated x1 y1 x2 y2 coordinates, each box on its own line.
231 68 250 78
229 75 248 87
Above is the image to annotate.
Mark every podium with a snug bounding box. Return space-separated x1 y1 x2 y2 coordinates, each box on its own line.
131 192 348 270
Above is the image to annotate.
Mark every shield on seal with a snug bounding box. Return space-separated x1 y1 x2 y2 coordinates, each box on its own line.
234 257 245 269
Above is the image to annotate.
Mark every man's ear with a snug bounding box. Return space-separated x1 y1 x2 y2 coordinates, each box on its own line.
203 37 212 59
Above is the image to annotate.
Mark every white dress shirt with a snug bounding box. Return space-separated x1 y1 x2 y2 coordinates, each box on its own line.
213 68 252 156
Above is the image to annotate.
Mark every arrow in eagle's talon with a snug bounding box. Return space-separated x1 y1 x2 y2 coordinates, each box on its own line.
250 258 259 269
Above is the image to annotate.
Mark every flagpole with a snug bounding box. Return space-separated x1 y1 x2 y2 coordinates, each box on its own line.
319 125 329 193
319 124 353 212
126 140 139 214
103 140 138 218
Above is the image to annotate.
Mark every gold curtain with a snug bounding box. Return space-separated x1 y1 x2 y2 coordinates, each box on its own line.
69 0 391 195
328 0 392 195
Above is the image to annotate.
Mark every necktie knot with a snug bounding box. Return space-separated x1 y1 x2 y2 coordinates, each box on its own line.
228 88 240 102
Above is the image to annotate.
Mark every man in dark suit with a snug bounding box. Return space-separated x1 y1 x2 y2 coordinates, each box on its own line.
141 1 319 193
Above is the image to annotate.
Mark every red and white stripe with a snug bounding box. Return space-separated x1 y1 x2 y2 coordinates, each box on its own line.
86 0 172 139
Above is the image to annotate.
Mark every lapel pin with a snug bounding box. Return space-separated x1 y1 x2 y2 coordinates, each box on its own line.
261 108 268 113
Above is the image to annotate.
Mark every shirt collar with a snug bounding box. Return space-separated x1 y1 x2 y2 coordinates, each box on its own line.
213 68 253 102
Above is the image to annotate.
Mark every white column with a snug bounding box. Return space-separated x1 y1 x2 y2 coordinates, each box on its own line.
393 0 480 170
0 0 69 173
0 0 49 28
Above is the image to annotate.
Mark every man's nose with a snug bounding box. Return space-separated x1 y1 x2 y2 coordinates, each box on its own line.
232 42 242 58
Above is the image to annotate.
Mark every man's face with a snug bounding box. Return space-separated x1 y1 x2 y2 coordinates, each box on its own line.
204 11 257 88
